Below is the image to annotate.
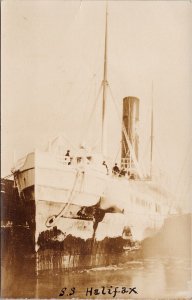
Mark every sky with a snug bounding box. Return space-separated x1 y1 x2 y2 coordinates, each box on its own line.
1 0 192 205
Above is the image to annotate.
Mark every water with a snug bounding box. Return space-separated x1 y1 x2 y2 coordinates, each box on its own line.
1 227 191 299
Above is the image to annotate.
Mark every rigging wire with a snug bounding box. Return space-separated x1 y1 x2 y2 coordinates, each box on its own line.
113 142 121 165
59 65 85 117
153 138 167 175
58 0 103 122
48 134 78 153
57 0 86 111
78 75 96 130
79 81 103 145
59 3 104 125
139 104 152 162
60 75 98 122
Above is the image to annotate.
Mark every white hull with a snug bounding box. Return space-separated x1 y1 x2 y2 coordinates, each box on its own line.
14 150 170 249
101 177 170 241
35 200 125 241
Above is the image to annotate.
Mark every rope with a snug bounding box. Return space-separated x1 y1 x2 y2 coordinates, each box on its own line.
79 81 103 144
62 168 86 217
45 169 83 228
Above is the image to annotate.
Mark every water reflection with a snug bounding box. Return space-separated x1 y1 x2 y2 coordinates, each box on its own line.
1 227 191 299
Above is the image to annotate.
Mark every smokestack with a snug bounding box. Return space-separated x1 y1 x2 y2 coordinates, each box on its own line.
121 97 139 170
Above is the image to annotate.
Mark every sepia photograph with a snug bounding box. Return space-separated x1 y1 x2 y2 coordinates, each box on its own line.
1 0 192 299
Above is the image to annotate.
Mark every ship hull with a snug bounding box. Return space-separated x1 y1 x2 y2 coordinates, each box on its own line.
14 151 170 250
101 176 170 241
35 199 125 248
14 151 125 250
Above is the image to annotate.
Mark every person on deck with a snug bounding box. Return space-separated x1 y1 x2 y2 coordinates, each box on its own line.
65 150 71 165
112 163 120 176
119 168 126 177
65 150 70 157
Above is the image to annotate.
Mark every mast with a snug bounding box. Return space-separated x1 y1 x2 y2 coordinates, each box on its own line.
101 1 108 154
150 81 154 178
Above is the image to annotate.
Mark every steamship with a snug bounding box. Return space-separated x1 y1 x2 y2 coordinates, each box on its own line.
12 5 171 250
